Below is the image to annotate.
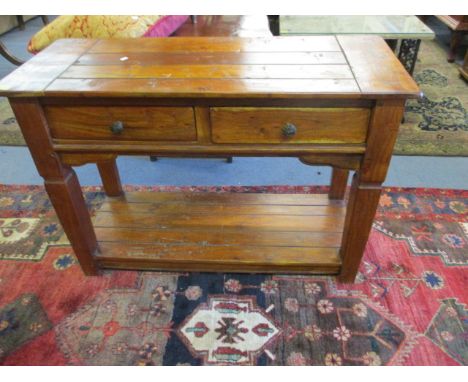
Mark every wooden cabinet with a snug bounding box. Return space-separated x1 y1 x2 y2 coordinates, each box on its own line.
459 50 468 80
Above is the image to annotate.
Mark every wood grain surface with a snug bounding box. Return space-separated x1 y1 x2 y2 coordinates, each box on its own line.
45 106 196 141
0 36 420 99
210 107 370 144
93 192 344 273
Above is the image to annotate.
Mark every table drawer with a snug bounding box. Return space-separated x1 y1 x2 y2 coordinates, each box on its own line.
210 107 370 144
45 106 196 141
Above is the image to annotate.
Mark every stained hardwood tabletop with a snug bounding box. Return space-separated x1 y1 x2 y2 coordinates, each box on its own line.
0 35 420 99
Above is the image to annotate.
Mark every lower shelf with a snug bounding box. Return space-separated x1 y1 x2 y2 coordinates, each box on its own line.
93 192 345 274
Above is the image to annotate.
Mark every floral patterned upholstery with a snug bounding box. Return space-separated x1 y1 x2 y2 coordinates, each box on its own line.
28 15 189 53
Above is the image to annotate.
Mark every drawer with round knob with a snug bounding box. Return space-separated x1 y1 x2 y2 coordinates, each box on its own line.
45 106 196 142
210 107 370 144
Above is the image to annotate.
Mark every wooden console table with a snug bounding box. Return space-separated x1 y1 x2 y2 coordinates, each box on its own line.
0 36 419 282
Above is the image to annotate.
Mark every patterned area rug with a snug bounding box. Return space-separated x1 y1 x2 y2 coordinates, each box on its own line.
0 97 24 146
394 40 467 156
1 40 467 155
0 185 467 365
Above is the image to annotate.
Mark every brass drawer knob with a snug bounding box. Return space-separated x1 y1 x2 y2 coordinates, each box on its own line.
110 121 124 135
282 123 297 138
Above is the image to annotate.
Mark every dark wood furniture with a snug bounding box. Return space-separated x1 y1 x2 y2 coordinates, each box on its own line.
0 36 419 282
435 16 468 62
459 50 468 80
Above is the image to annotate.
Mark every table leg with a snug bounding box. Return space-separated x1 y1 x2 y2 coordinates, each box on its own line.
97 159 123 197
329 168 348 200
338 174 382 282
398 39 421 76
338 99 406 283
9 98 99 275
448 30 463 63
45 168 100 275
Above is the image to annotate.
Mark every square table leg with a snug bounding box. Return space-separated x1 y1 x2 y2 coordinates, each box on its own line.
9 98 99 276
339 100 406 282
44 168 100 275
338 173 382 282
329 168 349 200
448 30 463 63
97 159 123 197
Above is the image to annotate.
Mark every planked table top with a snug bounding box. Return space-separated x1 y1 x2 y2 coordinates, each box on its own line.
0 36 420 99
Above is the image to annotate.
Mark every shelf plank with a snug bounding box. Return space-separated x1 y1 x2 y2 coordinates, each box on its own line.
98 200 346 216
96 243 341 274
118 191 336 205
94 212 344 232
95 227 343 248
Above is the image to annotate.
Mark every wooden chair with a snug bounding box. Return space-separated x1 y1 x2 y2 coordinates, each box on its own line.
0 16 49 65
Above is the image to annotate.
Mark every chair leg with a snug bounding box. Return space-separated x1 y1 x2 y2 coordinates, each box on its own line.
0 40 24 65
448 30 463 63
16 16 25 30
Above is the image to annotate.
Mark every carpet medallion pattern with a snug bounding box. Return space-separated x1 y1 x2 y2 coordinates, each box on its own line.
177 294 281 365
0 185 466 365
